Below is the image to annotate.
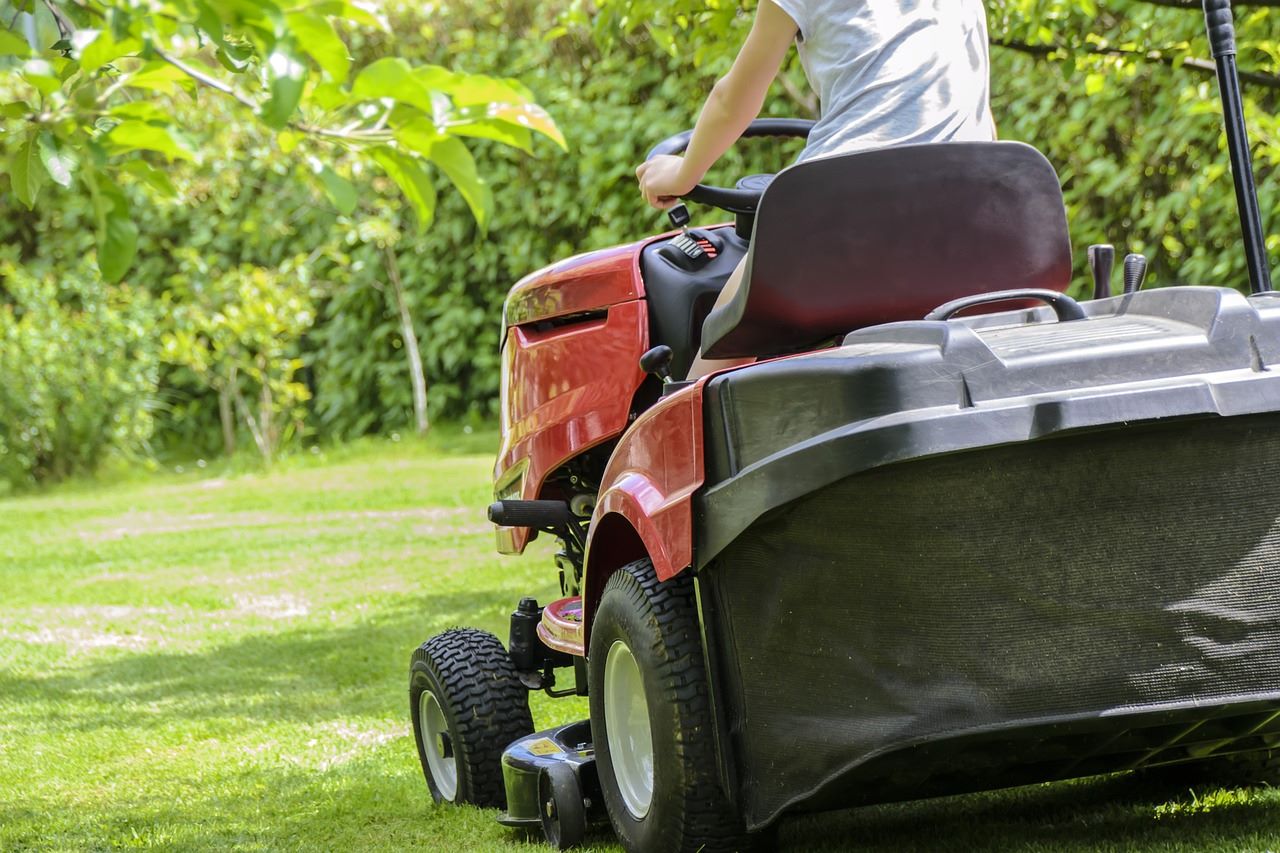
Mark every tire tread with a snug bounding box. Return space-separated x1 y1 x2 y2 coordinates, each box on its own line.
411 627 534 808
596 559 758 852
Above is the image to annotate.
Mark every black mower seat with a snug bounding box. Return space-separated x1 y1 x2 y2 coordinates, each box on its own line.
700 141 1072 360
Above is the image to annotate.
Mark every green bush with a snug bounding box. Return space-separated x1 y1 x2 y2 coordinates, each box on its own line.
0 259 159 487
7 0 1280 478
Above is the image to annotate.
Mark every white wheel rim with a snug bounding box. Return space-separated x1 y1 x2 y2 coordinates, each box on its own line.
604 638 655 819
419 689 458 801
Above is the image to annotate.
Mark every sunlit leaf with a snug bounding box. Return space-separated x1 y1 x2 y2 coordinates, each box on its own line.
483 103 567 150
80 30 142 74
100 208 139 283
305 1 388 31
127 62 196 95
37 133 75 188
371 147 436 232
0 28 32 59
447 119 533 154
0 101 31 119
351 57 436 115
314 162 357 214
393 116 444 158
426 136 492 230
107 121 196 162
10 131 42 209
119 160 177 197
262 42 308 129
21 59 61 96
285 12 350 83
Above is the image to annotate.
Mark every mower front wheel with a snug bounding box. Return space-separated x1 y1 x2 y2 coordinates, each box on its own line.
589 559 757 853
410 628 534 807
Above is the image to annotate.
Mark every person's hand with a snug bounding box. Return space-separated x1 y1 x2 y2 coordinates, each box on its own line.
636 155 698 210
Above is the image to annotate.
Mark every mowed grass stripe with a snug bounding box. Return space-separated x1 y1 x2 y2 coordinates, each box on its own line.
0 432 1277 851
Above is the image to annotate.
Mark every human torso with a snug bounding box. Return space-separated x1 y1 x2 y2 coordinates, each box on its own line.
773 0 995 161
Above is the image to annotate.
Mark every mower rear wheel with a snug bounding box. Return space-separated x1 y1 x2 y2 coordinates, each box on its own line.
589 558 756 853
410 628 534 807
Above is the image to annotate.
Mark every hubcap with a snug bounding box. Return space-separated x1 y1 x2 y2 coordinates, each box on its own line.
419 689 458 800
604 638 654 819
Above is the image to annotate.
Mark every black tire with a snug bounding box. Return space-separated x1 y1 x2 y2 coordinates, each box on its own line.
539 763 587 850
410 627 534 807
588 558 757 853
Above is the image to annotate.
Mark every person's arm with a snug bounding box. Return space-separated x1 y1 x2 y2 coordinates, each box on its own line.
636 0 798 210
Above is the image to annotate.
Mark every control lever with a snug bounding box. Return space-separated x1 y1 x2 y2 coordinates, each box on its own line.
640 345 674 384
1088 244 1115 300
1123 253 1149 294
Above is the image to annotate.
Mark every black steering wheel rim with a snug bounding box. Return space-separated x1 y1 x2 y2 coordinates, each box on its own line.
645 118 815 214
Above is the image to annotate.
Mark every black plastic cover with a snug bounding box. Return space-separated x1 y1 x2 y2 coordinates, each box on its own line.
696 285 1280 828
641 227 748 380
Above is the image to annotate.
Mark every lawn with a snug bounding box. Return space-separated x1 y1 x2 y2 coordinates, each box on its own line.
2 431 1279 852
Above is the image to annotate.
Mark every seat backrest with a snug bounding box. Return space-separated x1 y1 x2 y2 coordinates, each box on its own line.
700 142 1072 359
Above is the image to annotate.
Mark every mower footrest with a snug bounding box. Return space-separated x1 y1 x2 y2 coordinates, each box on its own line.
537 596 584 658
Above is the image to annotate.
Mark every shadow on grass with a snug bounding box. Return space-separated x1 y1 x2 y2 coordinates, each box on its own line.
0 587 524 731
780 765 1280 852
4 588 1280 851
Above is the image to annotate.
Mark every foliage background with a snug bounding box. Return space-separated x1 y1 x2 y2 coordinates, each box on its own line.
4 0 1280 487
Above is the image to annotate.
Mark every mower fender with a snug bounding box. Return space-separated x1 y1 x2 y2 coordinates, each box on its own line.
582 383 706 644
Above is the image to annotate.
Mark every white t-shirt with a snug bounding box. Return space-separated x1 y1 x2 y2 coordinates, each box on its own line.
770 0 996 162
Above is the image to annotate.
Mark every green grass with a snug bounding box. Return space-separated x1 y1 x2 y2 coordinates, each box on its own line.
2 433 1279 852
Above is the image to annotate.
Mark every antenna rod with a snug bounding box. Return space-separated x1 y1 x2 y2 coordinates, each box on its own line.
1204 0 1273 293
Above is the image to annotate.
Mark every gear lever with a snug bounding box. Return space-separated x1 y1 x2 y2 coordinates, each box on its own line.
1124 253 1149 294
1088 244 1115 300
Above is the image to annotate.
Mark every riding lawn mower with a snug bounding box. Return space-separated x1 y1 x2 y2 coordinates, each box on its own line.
411 2 1280 849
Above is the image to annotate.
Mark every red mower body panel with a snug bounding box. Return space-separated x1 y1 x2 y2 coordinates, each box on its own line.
494 242 653 554
581 382 707 641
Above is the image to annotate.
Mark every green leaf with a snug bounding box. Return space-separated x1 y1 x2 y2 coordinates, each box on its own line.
371 147 435 232
87 174 138 282
119 159 177 197
306 1 388 31
277 129 303 154
0 28 31 59
126 62 195 95
285 12 350 83
262 42 308 129
110 101 171 123
351 57 436 115
448 119 532 154
20 59 61 97
313 161 357 215
10 132 42 209
0 101 31 120
392 116 443 157
483 103 567 150
80 30 142 74
37 133 74 188
100 208 139 283
107 121 196 162
426 136 492 230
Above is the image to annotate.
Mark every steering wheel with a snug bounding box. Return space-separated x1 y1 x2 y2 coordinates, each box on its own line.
644 118 815 215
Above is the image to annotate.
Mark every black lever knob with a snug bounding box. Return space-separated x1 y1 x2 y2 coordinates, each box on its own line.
1123 253 1148 294
639 345 674 383
667 204 691 231
1088 244 1115 300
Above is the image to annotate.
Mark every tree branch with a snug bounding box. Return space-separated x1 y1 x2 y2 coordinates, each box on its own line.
992 37 1280 91
149 44 391 143
1140 0 1280 7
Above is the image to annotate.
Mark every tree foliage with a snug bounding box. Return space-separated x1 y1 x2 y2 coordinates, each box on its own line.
5 0 1280 487
0 0 563 281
